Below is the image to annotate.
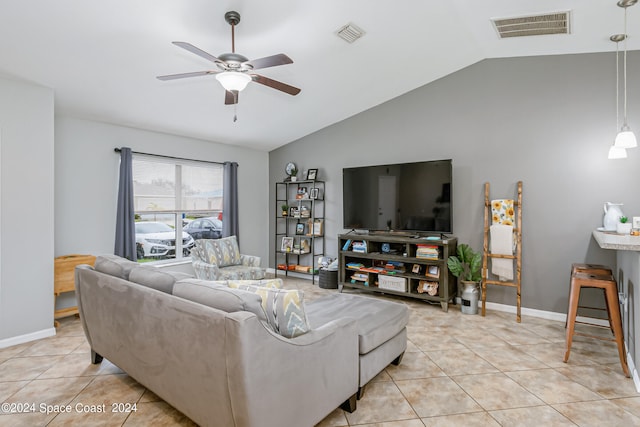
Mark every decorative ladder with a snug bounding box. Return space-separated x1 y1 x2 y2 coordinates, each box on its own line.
481 181 523 322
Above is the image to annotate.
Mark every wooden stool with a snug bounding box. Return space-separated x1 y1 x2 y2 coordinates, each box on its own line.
564 271 630 377
571 263 613 276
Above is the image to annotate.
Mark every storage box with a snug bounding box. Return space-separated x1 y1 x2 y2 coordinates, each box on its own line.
378 275 407 292
319 269 338 289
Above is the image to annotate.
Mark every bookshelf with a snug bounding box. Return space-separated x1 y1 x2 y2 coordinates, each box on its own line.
338 233 457 311
275 180 325 281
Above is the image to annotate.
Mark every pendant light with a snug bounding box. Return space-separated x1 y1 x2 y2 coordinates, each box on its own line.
614 0 637 149
609 34 628 159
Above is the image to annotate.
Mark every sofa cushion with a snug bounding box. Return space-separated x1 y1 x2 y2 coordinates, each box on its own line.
129 266 193 294
197 236 241 267
306 293 409 354
94 254 139 280
172 279 267 323
231 284 310 338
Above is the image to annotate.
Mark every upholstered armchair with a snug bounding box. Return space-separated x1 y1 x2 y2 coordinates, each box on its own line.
191 236 266 280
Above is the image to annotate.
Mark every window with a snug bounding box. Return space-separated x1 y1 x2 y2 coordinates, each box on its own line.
133 155 223 262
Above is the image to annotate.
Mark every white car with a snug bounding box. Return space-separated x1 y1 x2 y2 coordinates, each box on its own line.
135 221 195 259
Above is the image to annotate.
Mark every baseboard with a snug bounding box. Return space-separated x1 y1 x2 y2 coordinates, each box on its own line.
480 300 610 327
0 327 56 349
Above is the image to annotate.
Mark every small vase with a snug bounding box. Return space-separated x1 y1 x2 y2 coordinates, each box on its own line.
291 176 297 182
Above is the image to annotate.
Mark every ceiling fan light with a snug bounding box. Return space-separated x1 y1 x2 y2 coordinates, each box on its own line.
608 145 628 159
216 72 251 91
614 127 638 148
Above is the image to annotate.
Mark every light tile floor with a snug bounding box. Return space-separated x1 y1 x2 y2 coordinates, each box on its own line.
1 277 639 426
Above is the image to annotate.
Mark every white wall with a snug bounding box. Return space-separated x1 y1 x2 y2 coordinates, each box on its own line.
0 76 55 344
55 116 270 260
269 51 640 314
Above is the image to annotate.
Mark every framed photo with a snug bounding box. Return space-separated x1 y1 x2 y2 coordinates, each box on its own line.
310 187 319 199
296 223 305 235
289 206 299 217
281 236 294 252
633 217 640 229
412 264 422 274
310 219 323 236
425 265 440 278
306 169 318 180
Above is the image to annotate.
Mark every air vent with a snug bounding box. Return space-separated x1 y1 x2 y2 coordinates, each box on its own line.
336 23 365 43
492 11 570 38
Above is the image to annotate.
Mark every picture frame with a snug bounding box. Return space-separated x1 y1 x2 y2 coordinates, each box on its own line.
289 206 299 217
310 219 323 236
306 168 318 180
412 264 422 274
633 217 640 229
425 265 440 278
296 223 305 235
281 236 294 252
310 187 319 200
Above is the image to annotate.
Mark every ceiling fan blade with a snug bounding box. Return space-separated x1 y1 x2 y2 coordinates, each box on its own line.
244 53 293 70
156 70 218 81
251 74 301 96
225 90 239 105
172 41 221 64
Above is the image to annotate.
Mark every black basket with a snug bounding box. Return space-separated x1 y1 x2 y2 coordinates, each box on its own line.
318 269 338 289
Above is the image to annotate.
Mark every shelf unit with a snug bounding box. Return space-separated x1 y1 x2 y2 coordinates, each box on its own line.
338 233 457 311
275 180 325 282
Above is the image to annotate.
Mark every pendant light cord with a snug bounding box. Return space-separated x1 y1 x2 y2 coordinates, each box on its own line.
616 40 620 131
623 6 629 127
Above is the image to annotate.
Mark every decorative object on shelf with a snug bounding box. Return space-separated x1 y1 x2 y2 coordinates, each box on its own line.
617 216 633 235
306 168 318 180
296 186 308 199
603 202 625 231
310 187 319 199
296 223 305 235
281 204 289 216
310 219 324 236
290 206 299 217
285 162 298 181
425 265 439 279
281 236 294 252
412 264 422 274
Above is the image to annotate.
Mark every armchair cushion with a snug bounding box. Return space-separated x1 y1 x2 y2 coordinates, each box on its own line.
198 236 241 267
231 283 311 338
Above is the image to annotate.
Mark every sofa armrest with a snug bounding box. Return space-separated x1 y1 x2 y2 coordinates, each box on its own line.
191 259 221 280
225 313 359 427
240 254 261 267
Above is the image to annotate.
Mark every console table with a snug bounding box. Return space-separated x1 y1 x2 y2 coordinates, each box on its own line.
592 230 640 390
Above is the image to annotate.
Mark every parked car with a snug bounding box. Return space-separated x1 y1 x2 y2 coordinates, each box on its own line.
183 217 223 240
135 221 195 259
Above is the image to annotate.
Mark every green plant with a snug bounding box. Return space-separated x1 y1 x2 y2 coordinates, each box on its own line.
620 216 628 223
447 244 482 282
281 204 289 213
290 167 298 177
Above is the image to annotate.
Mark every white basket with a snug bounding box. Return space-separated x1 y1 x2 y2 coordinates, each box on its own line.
378 275 406 292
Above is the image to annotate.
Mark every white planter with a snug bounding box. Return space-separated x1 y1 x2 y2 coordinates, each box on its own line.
617 223 632 235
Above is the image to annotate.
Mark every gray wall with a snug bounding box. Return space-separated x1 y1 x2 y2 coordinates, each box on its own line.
55 116 270 260
0 76 55 343
269 51 640 314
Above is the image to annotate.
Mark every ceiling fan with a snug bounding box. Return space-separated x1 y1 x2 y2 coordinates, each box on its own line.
157 11 301 107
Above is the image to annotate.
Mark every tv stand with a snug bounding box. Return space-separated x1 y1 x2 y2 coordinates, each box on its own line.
338 233 458 311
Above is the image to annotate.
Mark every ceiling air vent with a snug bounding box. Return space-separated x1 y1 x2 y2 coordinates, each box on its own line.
492 11 570 38
336 23 365 43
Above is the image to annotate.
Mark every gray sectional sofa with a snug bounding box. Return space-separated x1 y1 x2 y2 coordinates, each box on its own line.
75 254 408 427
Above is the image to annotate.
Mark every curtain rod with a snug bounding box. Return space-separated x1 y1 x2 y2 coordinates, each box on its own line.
114 148 230 166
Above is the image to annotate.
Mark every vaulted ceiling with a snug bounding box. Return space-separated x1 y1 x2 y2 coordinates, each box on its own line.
0 1 637 150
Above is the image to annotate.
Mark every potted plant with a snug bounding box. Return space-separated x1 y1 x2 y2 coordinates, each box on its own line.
290 167 298 182
447 243 482 314
617 216 632 235
281 204 289 217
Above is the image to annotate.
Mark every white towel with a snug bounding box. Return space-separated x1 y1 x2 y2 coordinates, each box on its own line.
490 224 514 281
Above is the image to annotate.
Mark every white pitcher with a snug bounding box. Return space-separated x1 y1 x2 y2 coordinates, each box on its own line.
604 202 624 231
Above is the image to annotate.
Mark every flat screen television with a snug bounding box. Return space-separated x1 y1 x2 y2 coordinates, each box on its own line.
342 159 452 234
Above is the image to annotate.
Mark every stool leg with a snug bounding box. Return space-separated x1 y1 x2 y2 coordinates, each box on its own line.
604 284 630 377
564 280 580 363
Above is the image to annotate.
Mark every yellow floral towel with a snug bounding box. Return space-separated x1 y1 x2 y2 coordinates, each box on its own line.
491 199 515 225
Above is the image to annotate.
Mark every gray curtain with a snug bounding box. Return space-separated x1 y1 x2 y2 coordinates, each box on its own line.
114 147 137 260
222 161 239 241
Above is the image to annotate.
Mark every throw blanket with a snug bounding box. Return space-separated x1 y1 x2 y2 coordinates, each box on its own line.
490 224 514 281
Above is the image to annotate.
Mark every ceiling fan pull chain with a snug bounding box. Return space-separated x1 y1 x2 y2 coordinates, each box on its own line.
233 97 238 122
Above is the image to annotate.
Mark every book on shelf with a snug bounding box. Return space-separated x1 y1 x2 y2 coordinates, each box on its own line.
416 244 439 259
346 262 365 270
